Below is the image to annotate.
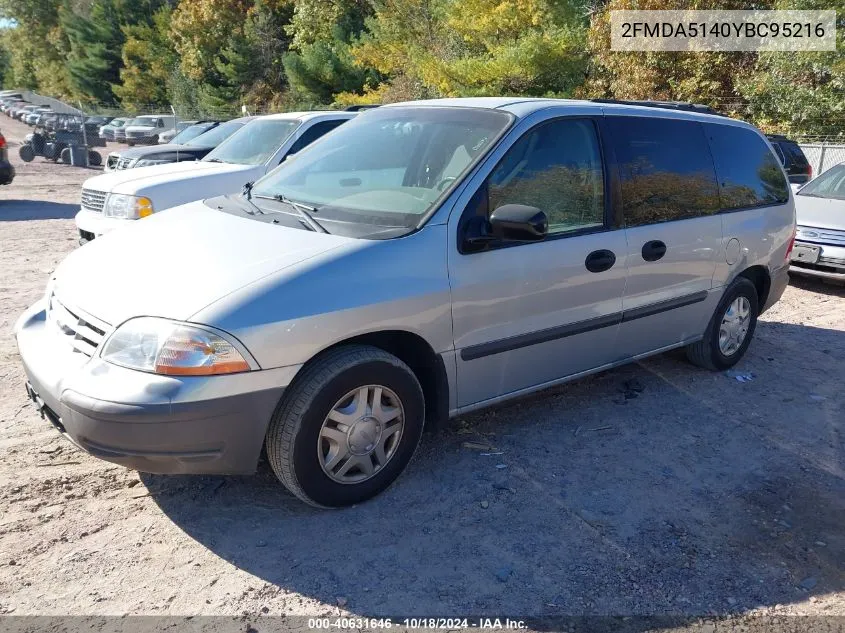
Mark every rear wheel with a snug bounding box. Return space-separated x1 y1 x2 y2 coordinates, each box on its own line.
60 147 71 164
265 345 425 508
686 277 759 371
88 150 102 166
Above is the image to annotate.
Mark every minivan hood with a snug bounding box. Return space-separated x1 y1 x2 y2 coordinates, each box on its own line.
53 201 356 326
795 194 845 232
82 161 254 196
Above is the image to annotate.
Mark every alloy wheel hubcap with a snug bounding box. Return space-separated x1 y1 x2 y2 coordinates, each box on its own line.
318 385 404 484
719 296 751 356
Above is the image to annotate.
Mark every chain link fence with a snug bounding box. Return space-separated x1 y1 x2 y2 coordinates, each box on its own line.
799 143 845 176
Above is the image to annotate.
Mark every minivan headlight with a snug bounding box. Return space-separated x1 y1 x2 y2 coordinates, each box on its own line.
100 317 252 376
103 193 154 219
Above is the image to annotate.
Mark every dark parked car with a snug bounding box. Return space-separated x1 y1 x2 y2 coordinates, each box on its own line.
104 118 249 171
767 134 812 187
0 130 15 185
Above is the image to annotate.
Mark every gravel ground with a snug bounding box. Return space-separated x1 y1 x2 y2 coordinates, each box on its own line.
0 114 844 628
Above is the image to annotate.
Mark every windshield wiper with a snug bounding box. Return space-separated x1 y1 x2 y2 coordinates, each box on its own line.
254 193 328 233
206 157 224 163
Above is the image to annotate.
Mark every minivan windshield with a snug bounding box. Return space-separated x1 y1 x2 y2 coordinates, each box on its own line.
250 106 513 229
202 119 298 165
128 117 156 126
798 165 845 200
186 119 245 148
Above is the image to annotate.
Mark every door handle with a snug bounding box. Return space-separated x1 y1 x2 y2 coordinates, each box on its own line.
641 240 667 262
585 249 616 273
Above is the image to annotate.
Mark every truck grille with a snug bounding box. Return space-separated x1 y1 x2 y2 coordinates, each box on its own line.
47 293 109 357
796 225 845 247
116 157 133 170
81 188 107 213
105 154 119 170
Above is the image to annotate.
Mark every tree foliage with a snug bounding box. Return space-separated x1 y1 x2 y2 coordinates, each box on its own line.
0 0 842 139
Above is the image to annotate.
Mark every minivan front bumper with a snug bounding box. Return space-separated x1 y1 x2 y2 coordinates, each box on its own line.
15 300 299 475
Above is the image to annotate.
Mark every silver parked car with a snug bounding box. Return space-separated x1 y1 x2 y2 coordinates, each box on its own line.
15 98 794 507
790 162 845 281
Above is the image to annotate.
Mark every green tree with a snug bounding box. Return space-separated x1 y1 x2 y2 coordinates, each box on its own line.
61 0 124 104
283 0 375 105
113 4 176 109
581 0 768 111
0 0 73 97
736 0 845 138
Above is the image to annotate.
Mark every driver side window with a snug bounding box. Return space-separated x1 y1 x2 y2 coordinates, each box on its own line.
487 118 605 236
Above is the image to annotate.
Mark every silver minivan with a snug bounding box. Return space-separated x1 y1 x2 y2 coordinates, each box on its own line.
15 98 795 507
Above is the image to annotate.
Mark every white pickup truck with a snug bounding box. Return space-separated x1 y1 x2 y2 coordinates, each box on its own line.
75 111 356 243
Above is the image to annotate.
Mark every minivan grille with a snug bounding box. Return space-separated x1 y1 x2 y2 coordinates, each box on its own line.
81 188 107 213
47 293 108 357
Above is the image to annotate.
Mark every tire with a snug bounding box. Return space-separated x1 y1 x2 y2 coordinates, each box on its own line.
60 147 71 165
18 144 35 162
127 141 134 147
266 344 425 508
88 150 102 166
686 276 759 371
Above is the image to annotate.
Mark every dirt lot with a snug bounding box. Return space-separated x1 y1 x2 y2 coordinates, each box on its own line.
1 114 844 627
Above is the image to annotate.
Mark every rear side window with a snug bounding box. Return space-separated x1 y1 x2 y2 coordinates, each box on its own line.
707 125 789 210
608 117 720 227
783 142 809 168
287 119 346 156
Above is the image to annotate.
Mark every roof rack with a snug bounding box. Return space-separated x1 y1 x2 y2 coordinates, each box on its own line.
589 99 722 116
344 105 380 112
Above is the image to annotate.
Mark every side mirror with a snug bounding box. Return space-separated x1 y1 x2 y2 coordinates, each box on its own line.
489 204 548 242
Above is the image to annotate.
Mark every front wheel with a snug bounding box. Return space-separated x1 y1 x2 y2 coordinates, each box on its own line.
18 144 35 162
266 345 425 508
686 277 759 371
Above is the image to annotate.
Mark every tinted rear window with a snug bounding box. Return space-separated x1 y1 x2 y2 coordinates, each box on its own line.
708 125 789 210
607 116 720 227
783 142 809 167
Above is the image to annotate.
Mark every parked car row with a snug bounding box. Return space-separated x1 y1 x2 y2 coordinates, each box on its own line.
103 119 234 171
77 110 354 240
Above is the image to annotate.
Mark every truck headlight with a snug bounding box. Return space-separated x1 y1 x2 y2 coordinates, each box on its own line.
100 317 253 376
103 193 154 219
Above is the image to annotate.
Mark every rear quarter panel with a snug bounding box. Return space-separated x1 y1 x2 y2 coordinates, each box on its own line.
713 200 795 288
